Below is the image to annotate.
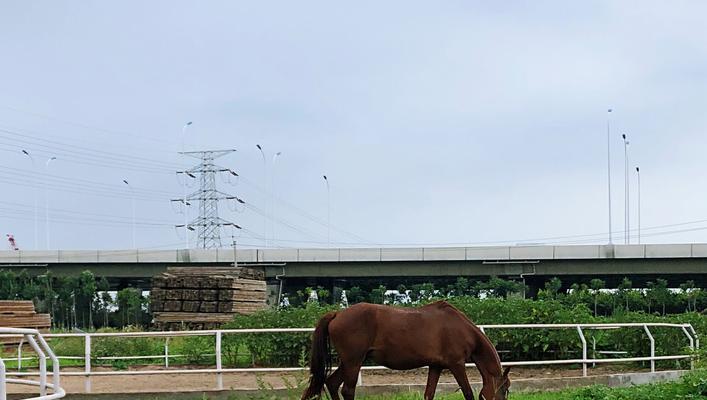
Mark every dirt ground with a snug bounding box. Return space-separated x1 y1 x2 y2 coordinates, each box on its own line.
7 364 648 394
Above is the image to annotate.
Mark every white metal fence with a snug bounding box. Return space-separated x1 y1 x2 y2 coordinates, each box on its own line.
1 323 699 393
0 327 65 400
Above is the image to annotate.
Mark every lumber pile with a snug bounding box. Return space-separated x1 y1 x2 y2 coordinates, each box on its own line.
0 300 51 331
151 266 267 330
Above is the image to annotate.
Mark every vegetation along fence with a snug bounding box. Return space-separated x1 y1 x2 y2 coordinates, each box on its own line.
0 323 698 393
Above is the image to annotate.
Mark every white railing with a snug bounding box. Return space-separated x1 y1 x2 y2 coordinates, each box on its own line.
0 327 65 400
1 323 698 393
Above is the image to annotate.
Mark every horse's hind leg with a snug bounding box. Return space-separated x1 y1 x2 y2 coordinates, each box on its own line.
424 366 442 400
339 363 362 400
325 367 344 400
449 364 474 400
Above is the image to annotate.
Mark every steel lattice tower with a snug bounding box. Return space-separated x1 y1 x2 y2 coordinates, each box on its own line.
173 149 240 249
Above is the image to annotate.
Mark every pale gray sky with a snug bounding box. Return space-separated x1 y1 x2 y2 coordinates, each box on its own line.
1 1 707 250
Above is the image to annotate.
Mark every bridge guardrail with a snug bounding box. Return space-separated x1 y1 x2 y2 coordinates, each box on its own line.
1 323 698 393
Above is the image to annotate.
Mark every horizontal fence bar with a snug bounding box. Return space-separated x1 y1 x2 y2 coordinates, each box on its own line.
2 322 686 339
6 355 693 377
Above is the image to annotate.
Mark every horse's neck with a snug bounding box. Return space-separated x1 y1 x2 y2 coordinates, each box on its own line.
470 328 502 380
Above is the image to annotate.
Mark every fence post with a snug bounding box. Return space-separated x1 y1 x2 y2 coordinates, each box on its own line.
682 326 695 370
84 334 92 393
216 331 223 390
16 339 23 371
576 326 587 377
26 335 47 397
643 325 655 373
165 337 170 368
0 351 7 400
36 334 61 392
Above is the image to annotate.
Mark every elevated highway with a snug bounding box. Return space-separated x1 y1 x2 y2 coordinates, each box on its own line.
1 244 707 299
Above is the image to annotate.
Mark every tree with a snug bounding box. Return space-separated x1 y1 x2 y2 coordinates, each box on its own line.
452 277 469 297
346 286 366 304
679 280 698 313
77 271 97 328
96 277 111 327
617 277 632 312
589 279 605 317
540 277 563 300
369 285 387 304
646 279 671 315
116 288 143 327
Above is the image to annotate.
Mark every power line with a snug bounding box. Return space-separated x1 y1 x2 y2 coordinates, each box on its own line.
0 104 180 150
0 200 171 224
238 175 371 244
0 127 180 169
0 166 174 197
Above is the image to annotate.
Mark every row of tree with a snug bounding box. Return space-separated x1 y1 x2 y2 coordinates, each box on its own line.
288 276 706 316
1 269 705 330
0 270 149 330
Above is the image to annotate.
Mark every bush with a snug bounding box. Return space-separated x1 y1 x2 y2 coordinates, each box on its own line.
222 303 338 366
218 297 704 368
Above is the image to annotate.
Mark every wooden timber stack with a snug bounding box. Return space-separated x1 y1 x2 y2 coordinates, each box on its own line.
0 301 51 345
151 266 267 330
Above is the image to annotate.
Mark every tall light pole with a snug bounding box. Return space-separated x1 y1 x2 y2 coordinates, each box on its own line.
181 121 193 249
622 134 630 244
271 152 282 247
21 150 38 249
323 175 330 247
256 144 267 247
636 166 641 244
123 179 136 249
606 109 613 244
44 156 57 250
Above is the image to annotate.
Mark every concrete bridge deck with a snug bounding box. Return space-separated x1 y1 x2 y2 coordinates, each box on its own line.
1 244 706 293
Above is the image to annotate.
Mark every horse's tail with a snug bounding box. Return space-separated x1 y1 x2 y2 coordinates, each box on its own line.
302 311 337 400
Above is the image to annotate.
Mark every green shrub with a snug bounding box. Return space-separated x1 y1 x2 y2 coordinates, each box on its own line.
223 303 338 366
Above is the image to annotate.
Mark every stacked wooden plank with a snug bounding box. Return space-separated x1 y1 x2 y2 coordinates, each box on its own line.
151 266 267 330
0 300 51 331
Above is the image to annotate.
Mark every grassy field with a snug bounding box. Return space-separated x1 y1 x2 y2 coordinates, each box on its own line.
203 370 707 400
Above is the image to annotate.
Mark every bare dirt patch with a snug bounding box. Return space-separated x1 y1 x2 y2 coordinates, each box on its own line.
7 364 649 395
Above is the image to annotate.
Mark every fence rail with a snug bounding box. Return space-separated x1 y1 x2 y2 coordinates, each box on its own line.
1 323 698 393
0 327 65 400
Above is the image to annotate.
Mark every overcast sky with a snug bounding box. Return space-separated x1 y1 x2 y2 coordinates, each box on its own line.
1 1 707 250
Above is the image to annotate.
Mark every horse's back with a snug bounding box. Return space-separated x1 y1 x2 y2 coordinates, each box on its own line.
328 301 475 369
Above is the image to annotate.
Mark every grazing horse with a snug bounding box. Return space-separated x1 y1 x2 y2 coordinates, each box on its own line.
301 300 510 400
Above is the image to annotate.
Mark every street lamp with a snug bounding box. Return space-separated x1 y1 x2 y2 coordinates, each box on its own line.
606 109 613 244
323 175 330 247
45 156 57 250
271 152 282 247
636 167 641 244
123 179 136 249
622 134 630 244
21 150 38 249
256 144 267 247
181 121 192 249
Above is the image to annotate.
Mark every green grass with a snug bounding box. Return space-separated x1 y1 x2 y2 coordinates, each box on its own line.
204 369 707 400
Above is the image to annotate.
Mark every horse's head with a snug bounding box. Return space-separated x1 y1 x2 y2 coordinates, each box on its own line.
479 367 511 400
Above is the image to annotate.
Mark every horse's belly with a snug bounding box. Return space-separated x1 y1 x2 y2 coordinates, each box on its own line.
370 350 434 370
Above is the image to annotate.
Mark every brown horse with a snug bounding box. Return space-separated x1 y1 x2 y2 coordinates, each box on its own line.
301 300 510 400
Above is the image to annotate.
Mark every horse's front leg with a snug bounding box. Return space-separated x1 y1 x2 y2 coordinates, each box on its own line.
424 366 442 400
449 363 475 400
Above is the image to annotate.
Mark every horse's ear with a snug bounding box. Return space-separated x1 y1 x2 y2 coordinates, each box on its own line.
503 366 511 377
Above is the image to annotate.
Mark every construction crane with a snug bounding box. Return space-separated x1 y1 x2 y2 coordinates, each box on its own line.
6 234 19 250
